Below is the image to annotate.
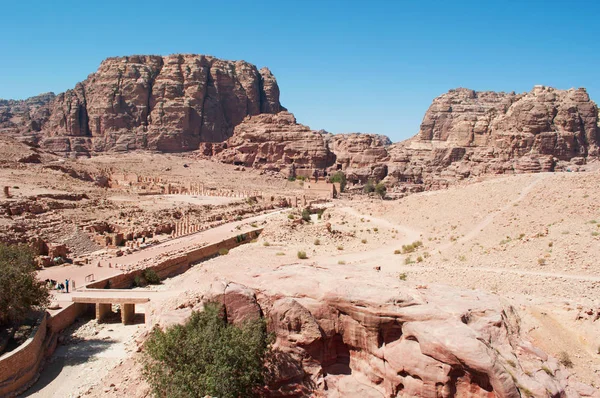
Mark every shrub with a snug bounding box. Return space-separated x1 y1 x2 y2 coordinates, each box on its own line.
143 268 161 285
373 227 378 232
398 272 408 281
0 244 50 328
142 302 271 398
338 260 346 265
542 366 553 376
236 234 247 243
394 249 401 255
558 351 573 368
297 251 307 259
275 252 285 256
330 171 347 192
134 275 147 287
301 208 311 222
337 245 344 251
361 239 367 244
374 182 386 198
263 242 270 247
250 222 258 228
548 242 553 247
363 179 375 194
458 255 467 262
405 257 414 265
287 176 296 182
218 248 229 256
537 258 545 265
314 239 320 246
287 214 295 220
416 256 423 263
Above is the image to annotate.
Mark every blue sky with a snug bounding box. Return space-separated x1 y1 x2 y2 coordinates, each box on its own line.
1 0 598 142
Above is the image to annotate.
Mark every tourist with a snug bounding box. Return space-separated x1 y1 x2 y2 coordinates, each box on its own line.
65 279 69 293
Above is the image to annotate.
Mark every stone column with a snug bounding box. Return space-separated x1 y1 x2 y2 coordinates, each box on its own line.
121 303 135 325
96 303 112 322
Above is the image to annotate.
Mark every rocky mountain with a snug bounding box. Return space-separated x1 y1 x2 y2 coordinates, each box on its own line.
0 54 283 156
2 55 598 188
212 85 600 191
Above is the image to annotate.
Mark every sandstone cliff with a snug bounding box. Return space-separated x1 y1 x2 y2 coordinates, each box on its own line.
213 85 600 191
0 54 283 156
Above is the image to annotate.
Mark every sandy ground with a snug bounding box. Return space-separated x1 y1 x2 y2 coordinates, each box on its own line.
22 306 146 398
8 149 599 395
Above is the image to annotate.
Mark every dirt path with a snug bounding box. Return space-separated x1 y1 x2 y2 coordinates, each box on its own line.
22 314 144 398
448 174 548 248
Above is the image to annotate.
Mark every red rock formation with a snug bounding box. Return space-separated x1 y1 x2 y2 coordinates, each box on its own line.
164 278 592 397
214 112 334 177
1 55 283 156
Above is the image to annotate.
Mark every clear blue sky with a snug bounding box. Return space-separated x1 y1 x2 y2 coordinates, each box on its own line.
1 0 598 142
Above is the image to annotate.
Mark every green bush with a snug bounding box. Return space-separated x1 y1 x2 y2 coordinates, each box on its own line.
374 182 386 198
0 244 50 328
297 251 307 259
218 248 229 256
330 171 347 192
134 275 147 287
143 302 271 398
143 268 161 285
301 208 311 222
363 179 375 194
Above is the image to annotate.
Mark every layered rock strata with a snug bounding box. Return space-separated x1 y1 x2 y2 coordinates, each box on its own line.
0 55 283 156
153 273 594 397
213 86 600 189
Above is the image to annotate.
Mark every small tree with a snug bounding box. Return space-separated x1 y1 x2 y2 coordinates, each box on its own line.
143 302 271 398
330 171 347 192
375 182 387 199
0 244 50 351
363 179 375 194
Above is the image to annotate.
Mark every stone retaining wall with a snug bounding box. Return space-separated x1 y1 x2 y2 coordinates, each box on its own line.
87 229 262 289
0 314 47 397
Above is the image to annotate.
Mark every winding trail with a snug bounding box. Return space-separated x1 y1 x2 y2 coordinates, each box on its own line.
325 174 600 284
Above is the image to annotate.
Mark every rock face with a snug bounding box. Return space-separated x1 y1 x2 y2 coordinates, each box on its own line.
164 274 591 397
210 113 390 180
209 112 333 177
214 85 600 190
1 55 283 156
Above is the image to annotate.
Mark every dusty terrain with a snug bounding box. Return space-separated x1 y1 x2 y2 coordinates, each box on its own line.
22 170 600 396
0 134 598 396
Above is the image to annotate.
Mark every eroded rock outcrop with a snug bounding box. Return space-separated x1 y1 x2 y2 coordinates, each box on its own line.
212 85 600 190
386 86 600 189
1 55 283 156
152 271 594 397
210 112 333 176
